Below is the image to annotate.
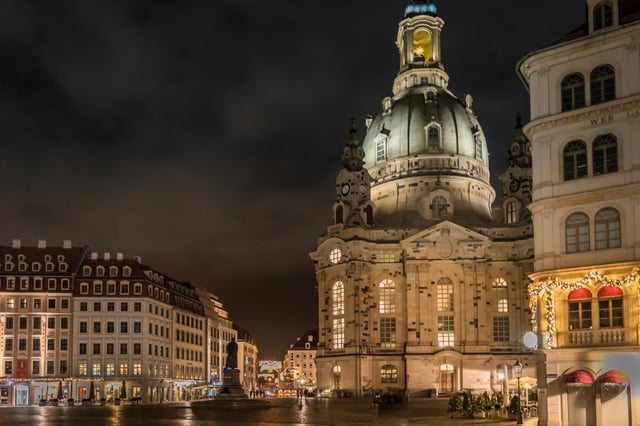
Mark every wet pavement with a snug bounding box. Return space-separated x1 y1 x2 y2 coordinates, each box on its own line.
0 397 538 425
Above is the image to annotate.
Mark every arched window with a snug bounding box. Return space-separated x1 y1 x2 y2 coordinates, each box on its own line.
597 286 623 328
568 288 592 330
376 137 386 162
593 2 613 30
593 134 618 176
335 205 344 224
427 125 440 152
595 208 621 249
561 73 586 111
431 196 448 219
381 365 398 383
492 277 507 289
566 212 590 253
413 29 432 61
497 299 509 313
564 140 588 180
379 279 396 313
332 282 345 349
437 277 453 311
506 201 517 224
590 65 615 104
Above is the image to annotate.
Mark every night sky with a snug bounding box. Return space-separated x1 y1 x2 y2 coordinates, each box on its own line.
0 1 585 359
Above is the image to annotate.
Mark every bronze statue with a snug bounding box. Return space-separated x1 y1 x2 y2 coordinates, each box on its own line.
225 338 238 370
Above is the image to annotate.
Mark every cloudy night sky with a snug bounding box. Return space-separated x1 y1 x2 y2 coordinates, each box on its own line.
0 0 585 359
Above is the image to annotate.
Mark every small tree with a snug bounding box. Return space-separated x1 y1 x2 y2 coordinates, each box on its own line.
447 393 462 415
479 391 491 410
462 392 472 416
496 391 504 407
508 395 520 415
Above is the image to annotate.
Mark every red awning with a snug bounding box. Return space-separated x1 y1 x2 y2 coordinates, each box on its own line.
597 370 629 384
568 288 592 300
597 286 622 298
565 370 595 383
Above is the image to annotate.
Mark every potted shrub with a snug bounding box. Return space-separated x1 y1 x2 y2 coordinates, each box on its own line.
447 393 462 417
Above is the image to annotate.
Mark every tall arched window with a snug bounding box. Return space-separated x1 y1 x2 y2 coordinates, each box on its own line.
597 286 623 328
431 196 448 219
437 277 453 311
506 201 517 224
332 282 345 349
593 134 618 176
561 73 586 111
376 137 386 162
566 212 590 253
569 288 593 330
595 208 621 249
593 1 613 30
379 279 396 313
427 125 440 152
563 140 588 180
590 65 615 104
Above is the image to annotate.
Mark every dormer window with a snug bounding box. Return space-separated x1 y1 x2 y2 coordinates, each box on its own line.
375 136 387 162
593 1 613 31
83 266 91 276
425 122 442 152
109 266 118 276
431 195 449 219
96 266 105 276
123 266 132 277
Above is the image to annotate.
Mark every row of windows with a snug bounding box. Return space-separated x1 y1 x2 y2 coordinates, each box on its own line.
563 134 618 181
4 277 71 291
2 262 68 273
5 359 67 375
176 329 202 345
5 337 68 351
4 297 69 311
78 342 153 356
82 265 132 277
79 301 142 312
78 362 146 377
79 321 144 334
3 315 69 330
565 208 620 253
174 347 203 362
176 313 204 330
561 64 615 111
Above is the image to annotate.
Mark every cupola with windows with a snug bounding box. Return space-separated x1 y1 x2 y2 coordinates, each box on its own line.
361 1 495 227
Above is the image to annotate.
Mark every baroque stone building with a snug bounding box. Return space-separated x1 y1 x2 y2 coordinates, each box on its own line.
310 0 536 397
518 0 640 425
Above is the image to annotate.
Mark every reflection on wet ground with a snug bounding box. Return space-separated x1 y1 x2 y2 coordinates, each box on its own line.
1 397 536 426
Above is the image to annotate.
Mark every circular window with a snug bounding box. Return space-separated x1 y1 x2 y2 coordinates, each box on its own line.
329 248 342 264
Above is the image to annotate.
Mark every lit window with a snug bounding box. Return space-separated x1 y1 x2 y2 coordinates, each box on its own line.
437 315 454 347
492 277 507 289
566 212 590 253
593 134 618 176
598 286 623 328
381 365 398 383
106 364 115 377
595 208 621 249
563 140 588 180
437 277 453 311
332 318 344 349
119 363 128 375
376 137 386 162
92 363 101 376
506 201 517 224
329 248 342 265
79 363 88 376
561 73 585 111
379 279 396 313
332 282 344 316
568 288 593 330
497 299 509 313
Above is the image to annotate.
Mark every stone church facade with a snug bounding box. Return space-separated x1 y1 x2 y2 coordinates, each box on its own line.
310 1 536 397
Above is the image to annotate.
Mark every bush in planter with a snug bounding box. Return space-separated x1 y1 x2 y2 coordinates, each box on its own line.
508 395 520 415
495 391 504 408
447 393 462 416
480 391 491 411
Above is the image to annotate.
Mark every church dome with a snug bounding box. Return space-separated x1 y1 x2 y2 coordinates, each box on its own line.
360 6 495 227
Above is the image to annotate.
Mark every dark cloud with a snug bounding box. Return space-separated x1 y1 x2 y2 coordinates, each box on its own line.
0 0 585 358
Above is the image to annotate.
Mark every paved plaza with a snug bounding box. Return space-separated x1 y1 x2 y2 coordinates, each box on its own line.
0 397 538 425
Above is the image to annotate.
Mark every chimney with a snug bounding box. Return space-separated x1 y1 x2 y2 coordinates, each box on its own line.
104 252 111 261
116 253 123 261
90 252 98 260
133 256 142 264
62 240 72 249
37 240 47 249
11 239 21 249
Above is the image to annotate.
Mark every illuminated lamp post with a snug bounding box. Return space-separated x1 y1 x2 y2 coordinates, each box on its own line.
514 361 523 425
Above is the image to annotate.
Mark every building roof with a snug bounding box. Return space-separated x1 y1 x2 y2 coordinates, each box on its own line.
289 329 319 350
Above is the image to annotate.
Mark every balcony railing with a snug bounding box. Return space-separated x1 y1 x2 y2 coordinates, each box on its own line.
558 327 636 347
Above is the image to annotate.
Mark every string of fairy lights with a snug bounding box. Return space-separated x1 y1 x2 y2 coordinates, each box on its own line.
528 269 640 348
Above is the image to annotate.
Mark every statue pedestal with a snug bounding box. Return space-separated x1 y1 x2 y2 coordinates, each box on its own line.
218 369 246 398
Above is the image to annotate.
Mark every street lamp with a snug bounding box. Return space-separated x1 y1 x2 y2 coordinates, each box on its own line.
514 361 523 425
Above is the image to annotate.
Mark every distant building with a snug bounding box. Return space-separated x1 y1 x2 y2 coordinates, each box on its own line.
518 0 640 425
310 0 535 397
0 240 254 405
233 325 258 391
285 329 318 391
258 360 281 393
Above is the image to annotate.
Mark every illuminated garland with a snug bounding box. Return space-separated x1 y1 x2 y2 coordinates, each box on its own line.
528 269 640 348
